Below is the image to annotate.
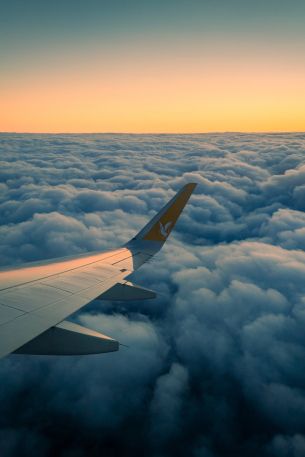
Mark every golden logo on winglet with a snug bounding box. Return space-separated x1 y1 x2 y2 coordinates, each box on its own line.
143 183 196 242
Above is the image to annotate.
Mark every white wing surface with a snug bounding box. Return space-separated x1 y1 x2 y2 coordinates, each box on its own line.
0 183 196 358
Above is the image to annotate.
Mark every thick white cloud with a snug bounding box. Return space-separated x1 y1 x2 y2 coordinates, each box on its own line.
1 132 305 456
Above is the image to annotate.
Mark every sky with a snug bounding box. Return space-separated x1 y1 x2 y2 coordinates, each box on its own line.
1 132 305 456
1 0 305 132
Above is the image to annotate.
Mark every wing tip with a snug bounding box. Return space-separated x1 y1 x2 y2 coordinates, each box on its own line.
181 181 197 195
139 182 197 242
183 182 197 189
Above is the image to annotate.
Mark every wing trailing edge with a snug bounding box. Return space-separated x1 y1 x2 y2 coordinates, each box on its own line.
98 281 156 301
14 320 119 355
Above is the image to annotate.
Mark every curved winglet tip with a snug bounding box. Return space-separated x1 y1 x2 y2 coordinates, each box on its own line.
180 182 197 197
131 182 197 243
184 182 197 191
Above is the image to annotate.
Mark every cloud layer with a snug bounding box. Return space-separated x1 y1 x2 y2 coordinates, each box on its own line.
1 132 305 457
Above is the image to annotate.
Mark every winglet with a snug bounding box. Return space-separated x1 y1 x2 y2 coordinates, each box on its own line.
133 183 197 243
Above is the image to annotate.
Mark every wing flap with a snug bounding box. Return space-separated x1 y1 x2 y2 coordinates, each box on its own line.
99 281 156 301
14 320 119 355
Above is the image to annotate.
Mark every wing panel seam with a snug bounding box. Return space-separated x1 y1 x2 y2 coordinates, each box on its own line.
0 251 128 292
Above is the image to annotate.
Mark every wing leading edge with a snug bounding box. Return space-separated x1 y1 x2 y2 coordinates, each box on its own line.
0 183 197 358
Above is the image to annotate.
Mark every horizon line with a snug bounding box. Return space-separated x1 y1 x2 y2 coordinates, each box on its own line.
1 130 305 135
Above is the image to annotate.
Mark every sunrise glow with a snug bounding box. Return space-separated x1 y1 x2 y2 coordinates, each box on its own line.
1 1 305 133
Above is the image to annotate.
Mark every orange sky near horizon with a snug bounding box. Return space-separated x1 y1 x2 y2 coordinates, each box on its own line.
2 45 305 133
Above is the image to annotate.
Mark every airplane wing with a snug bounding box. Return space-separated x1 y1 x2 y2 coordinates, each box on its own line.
0 183 196 358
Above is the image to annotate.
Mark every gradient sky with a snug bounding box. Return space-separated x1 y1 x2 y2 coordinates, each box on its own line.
1 0 305 133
